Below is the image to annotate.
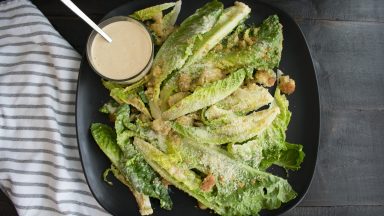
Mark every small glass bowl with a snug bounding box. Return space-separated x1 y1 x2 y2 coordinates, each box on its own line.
86 16 154 84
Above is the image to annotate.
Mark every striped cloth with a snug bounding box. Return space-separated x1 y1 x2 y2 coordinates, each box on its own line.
0 0 109 215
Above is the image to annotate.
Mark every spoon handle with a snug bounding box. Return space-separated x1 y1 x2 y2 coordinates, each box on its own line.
60 0 112 43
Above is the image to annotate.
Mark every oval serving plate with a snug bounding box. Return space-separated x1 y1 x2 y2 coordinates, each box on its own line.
76 0 320 215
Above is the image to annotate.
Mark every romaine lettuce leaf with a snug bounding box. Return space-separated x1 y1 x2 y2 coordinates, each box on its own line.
227 139 264 168
110 88 151 118
130 1 182 45
202 15 283 71
229 89 305 170
99 100 119 115
159 14 281 110
173 104 280 144
183 2 251 68
102 79 123 91
161 1 182 32
162 68 246 120
201 105 237 126
219 23 248 49
273 142 305 170
205 83 273 119
123 119 169 153
158 3 251 109
133 137 297 216
150 1 223 112
130 2 176 21
91 123 122 165
90 123 153 214
110 165 153 215
114 105 173 210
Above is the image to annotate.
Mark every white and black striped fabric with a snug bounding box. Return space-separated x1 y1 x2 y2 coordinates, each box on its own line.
0 0 109 215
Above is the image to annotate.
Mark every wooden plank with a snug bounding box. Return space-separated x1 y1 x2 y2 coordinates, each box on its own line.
297 20 384 110
299 109 384 206
31 0 384 22
291 20 384 206
265 0 384 22
286 206 384 216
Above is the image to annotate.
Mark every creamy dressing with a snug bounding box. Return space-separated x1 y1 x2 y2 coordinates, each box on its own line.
90 20 152 80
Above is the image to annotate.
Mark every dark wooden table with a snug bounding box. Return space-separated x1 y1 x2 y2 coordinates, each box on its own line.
1 0 384 215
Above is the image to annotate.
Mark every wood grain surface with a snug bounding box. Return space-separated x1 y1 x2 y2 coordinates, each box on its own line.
1 0 383 215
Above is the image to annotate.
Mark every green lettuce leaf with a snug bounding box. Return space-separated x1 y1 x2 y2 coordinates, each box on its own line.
133 137 297 216
229 89 305 171
130 1 182 45
99 100 119 115
102 79 150 117
205 83 274 119
273 142 305 170
162 68 246 120
159 3 251 109
150 0 223 107
159 14 281 110
227 139 264 168
91 123 122 165
173 104 280 145
110 165 153 215
125 120 169 153
202 15 283 72
161 1 182 31
110 88 151 118
130 2 176 21
90 123 153 214
102 79 123 91
183 2 251 68
201 105 238 127
114 105 173 210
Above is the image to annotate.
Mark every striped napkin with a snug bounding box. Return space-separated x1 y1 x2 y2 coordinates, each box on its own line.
0 0 109 215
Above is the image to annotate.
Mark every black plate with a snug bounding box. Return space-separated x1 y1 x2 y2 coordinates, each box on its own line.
76 1 320 215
